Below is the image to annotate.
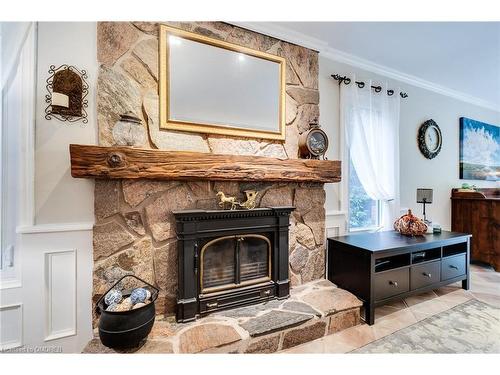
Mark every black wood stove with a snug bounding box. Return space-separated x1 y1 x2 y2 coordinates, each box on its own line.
173 207 294 322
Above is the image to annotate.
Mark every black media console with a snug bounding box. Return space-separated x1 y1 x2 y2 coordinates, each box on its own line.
327 231 471 325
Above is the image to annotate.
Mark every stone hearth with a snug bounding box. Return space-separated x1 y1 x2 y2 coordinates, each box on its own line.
84 279 363 354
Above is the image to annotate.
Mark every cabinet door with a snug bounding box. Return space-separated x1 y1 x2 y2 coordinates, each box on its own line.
470 201 491 262
451 200 472 234
490 202 500 270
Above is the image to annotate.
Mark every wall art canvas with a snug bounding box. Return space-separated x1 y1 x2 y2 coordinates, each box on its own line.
459 117 499 181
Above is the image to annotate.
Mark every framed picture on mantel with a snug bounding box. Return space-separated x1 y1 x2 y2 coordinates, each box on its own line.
459 117 499 181
159 24 286 141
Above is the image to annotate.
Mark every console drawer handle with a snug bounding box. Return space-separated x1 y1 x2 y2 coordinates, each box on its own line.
263 290 271 296
206 302 218 308
389 280 398 287
449 265 459 270
422 272 432 278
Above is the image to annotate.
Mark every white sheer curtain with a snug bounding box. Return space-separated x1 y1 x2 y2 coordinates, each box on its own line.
340 75 400 230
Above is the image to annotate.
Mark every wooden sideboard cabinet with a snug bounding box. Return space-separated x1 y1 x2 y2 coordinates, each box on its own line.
451 188 499 271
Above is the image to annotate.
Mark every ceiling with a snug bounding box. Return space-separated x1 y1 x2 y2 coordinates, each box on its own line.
247 22 500 109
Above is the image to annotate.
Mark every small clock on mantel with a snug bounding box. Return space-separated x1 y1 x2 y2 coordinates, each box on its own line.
298 122 329 159
418 119 442 159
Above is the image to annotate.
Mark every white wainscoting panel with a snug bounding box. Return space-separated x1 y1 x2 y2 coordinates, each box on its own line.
0 303 23 350
325 210 347 278
20 229 92 352
326 210 347 238
44 250 76 341
17 222 93 234
326 226 340 238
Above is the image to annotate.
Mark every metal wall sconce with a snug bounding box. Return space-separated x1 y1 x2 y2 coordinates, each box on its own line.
45 64 89 123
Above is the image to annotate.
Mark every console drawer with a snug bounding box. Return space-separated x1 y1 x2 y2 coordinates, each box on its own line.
441 254 466 280
411 261 441 290
374 268 409 301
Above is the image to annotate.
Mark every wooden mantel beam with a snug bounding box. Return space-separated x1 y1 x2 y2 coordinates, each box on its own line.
69 144 341 183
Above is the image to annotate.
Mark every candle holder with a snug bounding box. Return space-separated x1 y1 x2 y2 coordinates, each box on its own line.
45 64 89 124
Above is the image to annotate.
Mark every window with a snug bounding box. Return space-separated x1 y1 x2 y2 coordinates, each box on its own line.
340 76 400 232
348 158 381 231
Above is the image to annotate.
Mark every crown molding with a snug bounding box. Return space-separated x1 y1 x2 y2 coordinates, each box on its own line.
231 21 329 52
320 47 499 111
233 22 499 112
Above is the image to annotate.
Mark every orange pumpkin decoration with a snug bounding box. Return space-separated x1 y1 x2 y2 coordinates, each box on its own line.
394 209 428 236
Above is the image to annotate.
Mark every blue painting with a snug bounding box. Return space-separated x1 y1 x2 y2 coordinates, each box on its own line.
459 117 499 181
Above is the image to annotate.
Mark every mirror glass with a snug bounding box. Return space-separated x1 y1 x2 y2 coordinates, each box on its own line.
160 26 285 140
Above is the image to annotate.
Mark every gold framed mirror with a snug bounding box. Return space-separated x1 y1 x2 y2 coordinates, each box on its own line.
159 25 286 141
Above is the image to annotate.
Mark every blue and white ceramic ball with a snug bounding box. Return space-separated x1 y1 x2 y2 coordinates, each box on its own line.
104 289 123 306
130 288 148 304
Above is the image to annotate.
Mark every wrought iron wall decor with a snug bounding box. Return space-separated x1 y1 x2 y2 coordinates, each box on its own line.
45 64 89 123
331 74 408 98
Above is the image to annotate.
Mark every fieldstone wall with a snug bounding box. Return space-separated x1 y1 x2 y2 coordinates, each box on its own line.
93 22 325 317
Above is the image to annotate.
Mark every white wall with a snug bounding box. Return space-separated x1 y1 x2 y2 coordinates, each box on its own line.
35 22 97 225
320 56 500 231
32 21 98 352
4 22 98 353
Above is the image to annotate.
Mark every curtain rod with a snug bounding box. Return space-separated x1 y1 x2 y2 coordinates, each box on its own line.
331 74 408 99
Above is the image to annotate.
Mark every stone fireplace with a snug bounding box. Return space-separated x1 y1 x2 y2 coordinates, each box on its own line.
93 180 325 319
71 21 369 354
93 21 326 320
174 207 294 322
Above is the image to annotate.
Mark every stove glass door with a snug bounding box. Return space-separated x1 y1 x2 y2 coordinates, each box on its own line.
200 235 271 294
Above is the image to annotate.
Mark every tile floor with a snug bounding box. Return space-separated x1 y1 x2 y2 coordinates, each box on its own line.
284 263 500 353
